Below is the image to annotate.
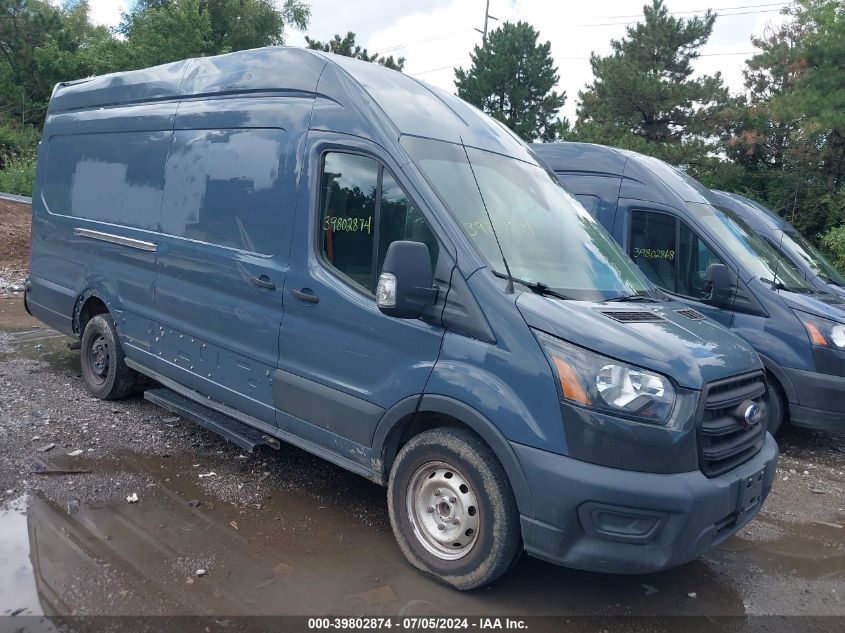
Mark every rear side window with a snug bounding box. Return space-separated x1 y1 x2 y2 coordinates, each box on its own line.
319 152 438 294
43 132 171 231
162 128 288 255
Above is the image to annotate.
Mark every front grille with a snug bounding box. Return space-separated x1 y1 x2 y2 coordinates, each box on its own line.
699 372 767 477
599 310 664 323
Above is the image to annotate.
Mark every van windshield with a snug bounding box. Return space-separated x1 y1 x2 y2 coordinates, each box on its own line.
782 229 845 286
401 136 653 302
689 203 813 292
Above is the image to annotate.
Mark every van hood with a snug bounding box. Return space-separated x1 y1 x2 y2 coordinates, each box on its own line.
517 294 762 390
778 288 845 323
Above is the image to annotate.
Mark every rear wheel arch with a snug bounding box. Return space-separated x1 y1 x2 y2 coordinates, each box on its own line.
373 394 534 519
73 290 111 336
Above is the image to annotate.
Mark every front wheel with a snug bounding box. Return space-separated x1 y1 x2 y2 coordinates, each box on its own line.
387 428 521 590
764 378 785 435
80 314 137 400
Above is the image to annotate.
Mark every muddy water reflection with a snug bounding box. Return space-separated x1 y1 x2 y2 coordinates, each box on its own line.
18 451 748 616
0 496 41 616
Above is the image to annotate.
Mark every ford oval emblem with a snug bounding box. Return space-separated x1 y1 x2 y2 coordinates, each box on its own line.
744 403 763 426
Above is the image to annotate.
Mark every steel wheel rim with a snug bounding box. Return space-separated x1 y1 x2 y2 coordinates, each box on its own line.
406 460 480 560
88 334 110 384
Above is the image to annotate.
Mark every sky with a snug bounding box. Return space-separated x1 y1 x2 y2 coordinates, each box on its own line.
84 0 792 123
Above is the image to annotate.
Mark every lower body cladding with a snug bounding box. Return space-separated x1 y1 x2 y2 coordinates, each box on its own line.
514 434 778 574
783 365 845 433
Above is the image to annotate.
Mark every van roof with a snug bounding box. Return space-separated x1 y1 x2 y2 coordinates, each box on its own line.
712 191 789 232
531 141 720 208
48 46 532 160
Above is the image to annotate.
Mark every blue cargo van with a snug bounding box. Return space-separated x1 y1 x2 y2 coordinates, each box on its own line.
533 141 845 436
711 191 845 298
25 48 777 589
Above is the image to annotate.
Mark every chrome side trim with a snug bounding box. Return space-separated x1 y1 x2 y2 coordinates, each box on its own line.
74 228 157 252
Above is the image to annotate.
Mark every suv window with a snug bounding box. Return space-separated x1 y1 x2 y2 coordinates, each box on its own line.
630 210 726 298
320 152 438 293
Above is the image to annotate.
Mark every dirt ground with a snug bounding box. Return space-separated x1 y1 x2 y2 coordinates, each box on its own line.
0 203 844 627
0 199 31 295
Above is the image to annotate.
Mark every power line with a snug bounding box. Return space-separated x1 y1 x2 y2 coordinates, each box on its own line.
573 7 788 27
411 50 764 77
379 3 791 57
589 2 791 20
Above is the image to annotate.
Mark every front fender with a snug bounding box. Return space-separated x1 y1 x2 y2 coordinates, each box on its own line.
371 393 535 518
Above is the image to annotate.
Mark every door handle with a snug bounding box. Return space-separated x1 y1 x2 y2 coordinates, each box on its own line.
291 288 320 304
250 275 276 290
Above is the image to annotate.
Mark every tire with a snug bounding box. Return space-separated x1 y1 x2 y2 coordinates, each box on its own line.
387 428 521 590
764 378 785 435
80 314 137 400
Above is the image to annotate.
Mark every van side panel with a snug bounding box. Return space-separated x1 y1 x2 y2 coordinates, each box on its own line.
152 97 313 424
30 103 177 349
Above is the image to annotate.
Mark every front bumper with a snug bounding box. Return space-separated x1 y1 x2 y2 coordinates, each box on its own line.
783 366 845 432
514 434 778 574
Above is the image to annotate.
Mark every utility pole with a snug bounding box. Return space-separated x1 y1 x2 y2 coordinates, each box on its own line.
474 0 498 43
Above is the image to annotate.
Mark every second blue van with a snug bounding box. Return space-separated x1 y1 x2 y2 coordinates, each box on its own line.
533 142 845 436
24 48 777 589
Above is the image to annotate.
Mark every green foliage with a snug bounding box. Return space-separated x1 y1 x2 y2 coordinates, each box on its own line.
306 31 404 71
120 0 311 66
822 221 845 273
574 0 727 146
454 21 567 141
0 120 38 195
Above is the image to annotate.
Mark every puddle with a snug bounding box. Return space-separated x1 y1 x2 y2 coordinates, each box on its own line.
717 516 845 580
12 450 753 617
0 296 40 334
0 495 42 616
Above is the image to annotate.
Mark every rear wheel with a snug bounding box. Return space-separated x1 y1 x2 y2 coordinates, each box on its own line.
764 378 785 435
387 428 521 590
80 314 137 400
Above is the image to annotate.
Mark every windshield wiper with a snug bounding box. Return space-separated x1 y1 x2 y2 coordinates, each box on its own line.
762 278 811 294
605 293 656 303
492 270 572 300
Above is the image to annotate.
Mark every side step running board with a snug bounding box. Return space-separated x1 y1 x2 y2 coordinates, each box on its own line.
144 388 281 454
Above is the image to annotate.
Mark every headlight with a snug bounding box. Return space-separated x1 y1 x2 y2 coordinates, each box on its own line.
536 332 676 423
793 310 845 349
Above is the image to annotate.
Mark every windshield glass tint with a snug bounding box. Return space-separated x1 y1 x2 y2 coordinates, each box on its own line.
783 230 845 286
689 204 812 290
401 137 652 301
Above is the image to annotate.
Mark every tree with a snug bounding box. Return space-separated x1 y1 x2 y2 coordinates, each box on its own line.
574 0 727 159
120 0 310 67
305 32 404 71
454 21 566 141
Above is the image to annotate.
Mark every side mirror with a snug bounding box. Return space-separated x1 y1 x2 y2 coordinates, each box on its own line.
376 241 439 319
702 263 736 308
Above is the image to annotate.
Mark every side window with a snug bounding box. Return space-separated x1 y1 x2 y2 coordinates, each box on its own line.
677 220 726 297
377 171 439 277
320 153 379 290
320 152 439 294
630 211 677 291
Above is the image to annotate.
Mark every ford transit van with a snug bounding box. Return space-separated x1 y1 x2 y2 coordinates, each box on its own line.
711 191 845 298
25 48 777 589
533 141 845 436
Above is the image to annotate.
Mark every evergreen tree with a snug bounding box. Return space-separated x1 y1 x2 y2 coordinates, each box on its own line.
454 21 567 141
574 0 727 158
306 32 404 71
